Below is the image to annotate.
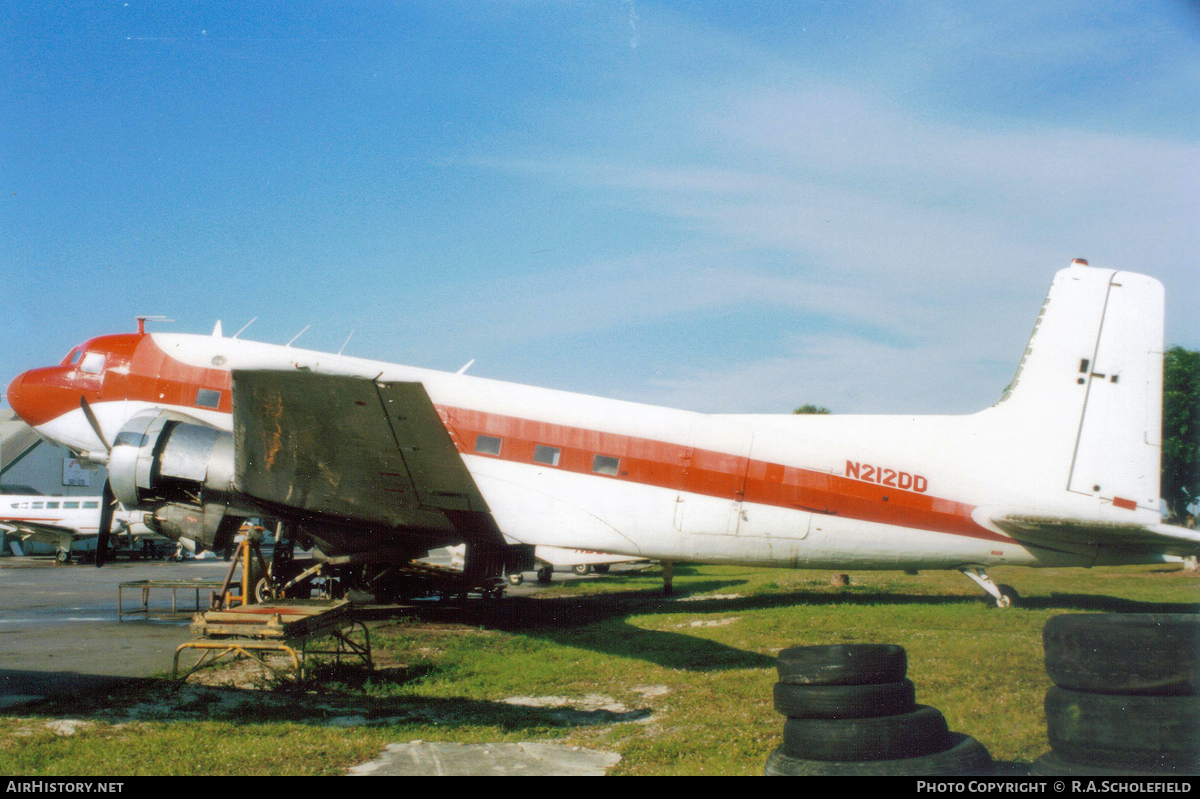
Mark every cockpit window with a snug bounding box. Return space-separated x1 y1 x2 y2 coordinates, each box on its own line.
63 348 83 366
78 352 105 374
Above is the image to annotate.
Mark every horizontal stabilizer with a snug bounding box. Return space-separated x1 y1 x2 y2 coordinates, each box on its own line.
991 513 1200 557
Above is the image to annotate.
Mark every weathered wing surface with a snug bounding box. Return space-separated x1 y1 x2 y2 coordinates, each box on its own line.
991 514 1200 558
232 370 492 537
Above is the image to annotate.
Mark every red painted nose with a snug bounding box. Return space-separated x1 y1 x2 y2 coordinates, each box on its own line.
6 367 77 428
6 371 29 420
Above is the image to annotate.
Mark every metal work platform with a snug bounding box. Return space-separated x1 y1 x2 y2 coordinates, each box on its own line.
118 579 227 621
173 599 372 681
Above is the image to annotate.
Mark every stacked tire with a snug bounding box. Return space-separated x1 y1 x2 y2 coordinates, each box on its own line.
1034 613 1200 776
764 644 993 776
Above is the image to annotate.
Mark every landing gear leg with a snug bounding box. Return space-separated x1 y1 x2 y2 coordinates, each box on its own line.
960 566 1019 608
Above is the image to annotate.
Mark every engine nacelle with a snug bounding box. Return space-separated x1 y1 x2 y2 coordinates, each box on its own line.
147 502 240 549
108 412 240 547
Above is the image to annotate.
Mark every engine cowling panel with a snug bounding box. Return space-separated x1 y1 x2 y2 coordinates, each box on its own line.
108 411 239 547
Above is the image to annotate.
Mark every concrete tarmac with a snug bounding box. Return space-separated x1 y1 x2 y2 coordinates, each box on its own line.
0 555 232 702
1 554 633 775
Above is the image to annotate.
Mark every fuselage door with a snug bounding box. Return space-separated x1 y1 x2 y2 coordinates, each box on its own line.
672 417 751 536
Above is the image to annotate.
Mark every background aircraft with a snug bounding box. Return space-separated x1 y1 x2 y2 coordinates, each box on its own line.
5 261 1197 604
0 493 155 562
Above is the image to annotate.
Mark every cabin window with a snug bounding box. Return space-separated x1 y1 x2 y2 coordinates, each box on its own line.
79 352 105 374
83 501 99 509
63 502 79 509
533 445 561 466
195 388 221 409
31 502 43 509
592 455 620 476
475 435 502 455
46 502 59 509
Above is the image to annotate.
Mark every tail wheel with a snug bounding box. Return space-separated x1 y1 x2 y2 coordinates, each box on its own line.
995 584 1020 608
572 564 592 576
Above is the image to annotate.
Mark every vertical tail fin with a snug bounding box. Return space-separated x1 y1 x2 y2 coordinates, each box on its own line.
992 262 1164 516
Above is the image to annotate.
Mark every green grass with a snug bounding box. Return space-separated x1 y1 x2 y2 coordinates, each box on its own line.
2 563 1196 775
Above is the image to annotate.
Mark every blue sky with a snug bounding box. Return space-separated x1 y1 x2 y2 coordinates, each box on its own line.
2 1 1197 414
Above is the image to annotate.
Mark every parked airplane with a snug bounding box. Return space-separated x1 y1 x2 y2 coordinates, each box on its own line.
5 261 1197 604
0 493 155 562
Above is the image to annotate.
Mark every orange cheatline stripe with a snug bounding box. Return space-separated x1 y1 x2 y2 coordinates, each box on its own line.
443 406 1001 543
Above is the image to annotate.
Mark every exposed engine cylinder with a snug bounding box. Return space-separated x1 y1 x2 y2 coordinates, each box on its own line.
108 412 238 546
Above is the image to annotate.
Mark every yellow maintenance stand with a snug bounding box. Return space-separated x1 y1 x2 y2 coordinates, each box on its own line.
172 529 372 682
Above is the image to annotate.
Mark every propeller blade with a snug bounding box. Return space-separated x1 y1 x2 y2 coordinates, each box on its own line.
96 480 115 568
79 397 112 454
116 519 134 549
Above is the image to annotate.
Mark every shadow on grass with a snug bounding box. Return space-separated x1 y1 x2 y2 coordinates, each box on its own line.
0 668 653 731
383 578 1198 673
1027 594 1199 613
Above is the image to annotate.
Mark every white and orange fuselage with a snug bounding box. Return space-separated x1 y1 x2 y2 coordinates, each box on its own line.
5 263 1189 574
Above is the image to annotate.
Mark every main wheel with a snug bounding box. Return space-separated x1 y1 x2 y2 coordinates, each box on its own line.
56 549 71 564
507 572 524 585
537 566 553 584
254 577 276 603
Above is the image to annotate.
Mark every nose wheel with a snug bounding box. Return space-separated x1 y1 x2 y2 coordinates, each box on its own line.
960 566 1020 608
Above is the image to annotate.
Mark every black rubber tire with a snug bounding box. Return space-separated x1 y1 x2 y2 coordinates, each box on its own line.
765 733 992 776
773 679 916 719
56 549 71 564
536 567 553 584
594 564 611 574
1030 750 1197 777
994 584 1020 608
782 704 950 761
1045 686 1200 772
1043 613 1199 695
777 644 907 686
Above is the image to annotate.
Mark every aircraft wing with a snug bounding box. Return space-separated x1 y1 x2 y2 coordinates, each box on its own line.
0 520 81 548
232 370 497 541
990 514 1200 558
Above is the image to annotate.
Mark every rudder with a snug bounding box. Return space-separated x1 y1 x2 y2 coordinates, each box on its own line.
992 263 1164 517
